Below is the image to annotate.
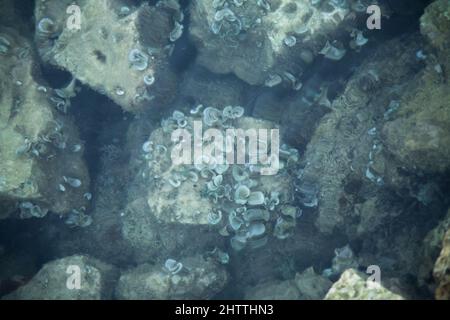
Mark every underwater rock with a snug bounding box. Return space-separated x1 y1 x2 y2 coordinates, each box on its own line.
382 65 450 174
325 269 404 300
123 107 300 264
420 0 450 71
121 116 226 263
281 89 331 149
33 0 179 112
433 228 450 300
244 279 301 300
189 0 354 85
3 255 118 300
419 209 450 293
143 114 295 228
115 254 228 299
299 34 424 234
381 0 450 174
382 1 450 173
322 245 359 279
352 197 402 237
120 198 160 263
294 267 333 300
0 27 90 219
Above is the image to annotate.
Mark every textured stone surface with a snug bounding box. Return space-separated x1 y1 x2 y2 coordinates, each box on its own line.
115 255 228 299
300 35 421 234
0 27 90 219
244 267 332 300
420 0 450 70
245 279 301 300
419 209 450 291
189 0 354 85
381 0 450 174
34 0 179 112
3 255 118 300
294 267 332 300
144 116 293 226
382 67 450 173
325 269 404 300
433 228 450 300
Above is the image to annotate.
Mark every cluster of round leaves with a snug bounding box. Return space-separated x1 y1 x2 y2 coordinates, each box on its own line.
142 105 301 251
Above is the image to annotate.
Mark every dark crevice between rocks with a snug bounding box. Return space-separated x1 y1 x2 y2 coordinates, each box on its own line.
0 214 56 297
39 64 73 89
378 0 433 40
69 84 128 182
13 0 35 32
169 1 197 74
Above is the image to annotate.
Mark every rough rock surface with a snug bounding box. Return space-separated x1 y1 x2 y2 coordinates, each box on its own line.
420 0 450 70
382 0 450 173
299 34 422 234
0 27 90 219
244 266 332 300
419 209 450 291
143 116 294 226
120 198 160 262
381 69 450 173
294 267 332 300
34 0 179 112
245 279 301 300
115 255 228 299
324 269 404 300
433 228 450 300
3 255 118 300
119 112 301 265
189 0 356 85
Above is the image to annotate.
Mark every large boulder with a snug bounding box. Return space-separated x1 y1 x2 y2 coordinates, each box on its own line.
3 255 118 300
418 209 450 292
34 0 180 112
245 279 301 300
119 104 309 269
381 69 450 173
382 0 450 174
0 27 90 220
139 107 300 255
244 266 332 300
433 228 450 300
115 254 228 299
189 0 358 85
324 269 404 300
299 34 422 234
420 0 450 70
